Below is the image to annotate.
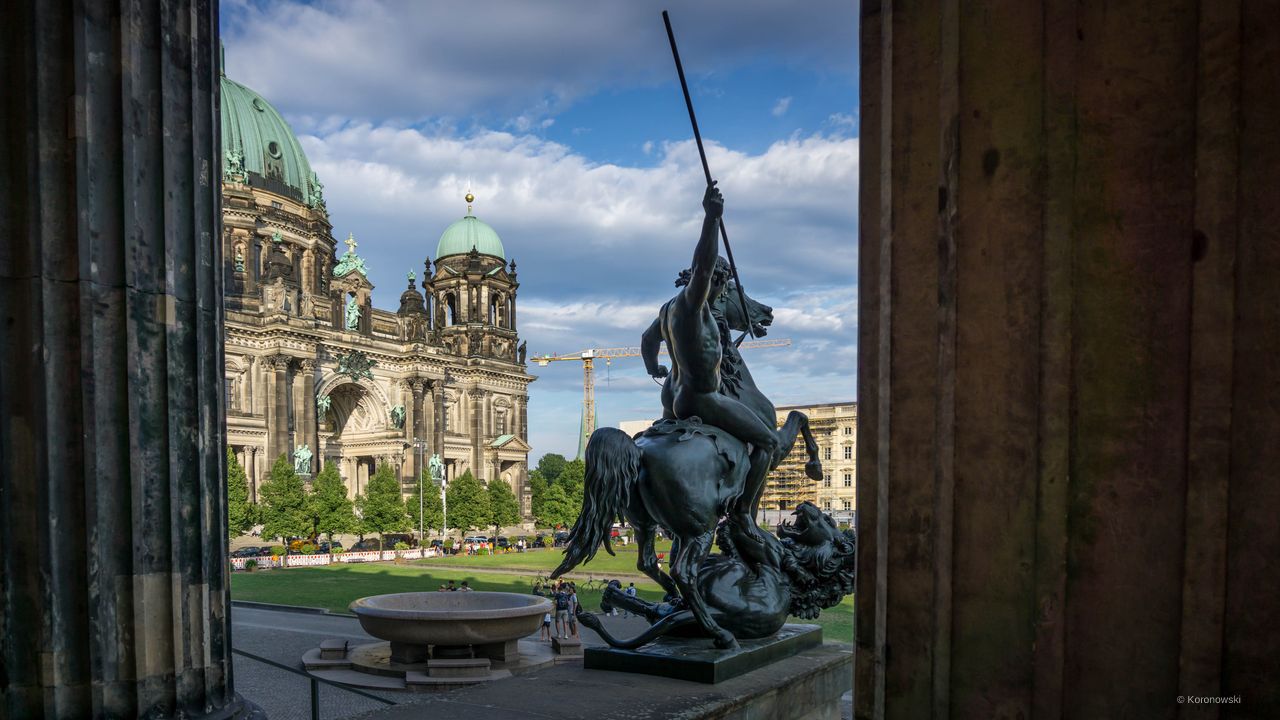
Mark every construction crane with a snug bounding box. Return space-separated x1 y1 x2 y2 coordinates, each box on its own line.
532 338 793 459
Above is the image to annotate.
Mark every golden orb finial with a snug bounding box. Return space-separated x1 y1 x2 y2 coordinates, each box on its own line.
465 192 475 204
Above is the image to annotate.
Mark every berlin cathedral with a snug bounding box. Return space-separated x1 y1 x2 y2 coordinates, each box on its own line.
218 68 534 517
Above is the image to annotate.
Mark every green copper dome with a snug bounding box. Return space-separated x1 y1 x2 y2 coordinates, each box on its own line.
436 210 506 260
220 73 323 207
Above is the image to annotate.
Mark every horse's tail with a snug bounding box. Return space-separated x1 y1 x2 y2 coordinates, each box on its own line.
576 609 697 650
552 428 640 579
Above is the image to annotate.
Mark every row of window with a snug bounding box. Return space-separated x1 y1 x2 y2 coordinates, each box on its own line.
822 472 854 488
822 446 854 460
821 499 854 512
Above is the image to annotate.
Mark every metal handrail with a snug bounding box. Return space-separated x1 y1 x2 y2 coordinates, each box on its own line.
231 646 396 720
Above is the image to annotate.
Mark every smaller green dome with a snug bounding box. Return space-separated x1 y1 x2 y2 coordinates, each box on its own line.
436 211 505 260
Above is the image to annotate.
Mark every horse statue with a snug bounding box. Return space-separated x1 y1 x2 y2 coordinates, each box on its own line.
553 184 843 650
577 502 855 647
553 411 828 649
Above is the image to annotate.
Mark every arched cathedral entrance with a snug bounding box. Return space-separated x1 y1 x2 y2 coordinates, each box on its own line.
319 380 405 499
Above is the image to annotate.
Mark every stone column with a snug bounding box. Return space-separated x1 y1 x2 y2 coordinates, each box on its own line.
266 354 292 466
432 384 446 462
248 447 260 503
515 394 528 439
298 359 317 474
856 2 1279 718
470 388 485 481
0 2 259 716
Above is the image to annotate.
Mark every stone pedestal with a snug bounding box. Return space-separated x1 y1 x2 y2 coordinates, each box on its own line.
585 623 822 684
356 642 851 719
0 2 257 717
551 636 583 656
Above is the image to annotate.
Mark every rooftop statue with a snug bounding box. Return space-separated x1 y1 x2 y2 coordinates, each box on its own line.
390 404 405 430
428 454 445 485
316 392 331 418
553 185 832 651
345 295 361 330
333 233 369 278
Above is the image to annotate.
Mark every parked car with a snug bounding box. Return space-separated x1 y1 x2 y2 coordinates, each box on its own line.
429 539 444 548
553 531 570 548
532 534 548 548
463 536 489 545
317 541 342 553
230 546 261 558
349 539 382 552
495 537 510 549
382 533 418 549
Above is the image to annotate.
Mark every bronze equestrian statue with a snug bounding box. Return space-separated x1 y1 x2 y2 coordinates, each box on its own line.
553 185 846 650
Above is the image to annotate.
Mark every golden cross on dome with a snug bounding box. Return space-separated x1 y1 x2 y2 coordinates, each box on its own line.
345 232 357 253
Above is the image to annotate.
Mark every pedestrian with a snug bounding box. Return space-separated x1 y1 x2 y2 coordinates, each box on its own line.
459 581 473 592
624 582 637 618
568 584 580 638
447 580 457 592
553 583 570 638
437 584 448 592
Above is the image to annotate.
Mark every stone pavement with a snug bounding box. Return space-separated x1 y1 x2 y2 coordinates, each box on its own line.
231 604 852 719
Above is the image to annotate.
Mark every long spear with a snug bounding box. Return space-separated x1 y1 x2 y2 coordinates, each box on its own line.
662 10 754 342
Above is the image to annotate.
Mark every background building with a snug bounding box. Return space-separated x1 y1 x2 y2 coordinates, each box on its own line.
218 68 534 515
760 401 857 525
618 401 856 525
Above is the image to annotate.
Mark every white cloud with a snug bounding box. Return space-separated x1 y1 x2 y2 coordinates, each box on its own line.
221 0 857 123
772 96 793 116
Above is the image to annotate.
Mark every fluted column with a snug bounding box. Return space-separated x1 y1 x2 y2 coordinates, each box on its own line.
856 1 1279 718
432 384 445 463
266 354 292 466
298 359 316 475
0 1 258 716
470 388 485 480
248 447 260 503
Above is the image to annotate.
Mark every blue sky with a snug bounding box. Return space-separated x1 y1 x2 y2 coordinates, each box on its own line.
222 0 859 460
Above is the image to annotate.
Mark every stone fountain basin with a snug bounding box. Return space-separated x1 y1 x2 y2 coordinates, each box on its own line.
350 592 551 647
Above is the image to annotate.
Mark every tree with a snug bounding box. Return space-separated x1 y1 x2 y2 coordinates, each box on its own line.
445 470 490 533
535 453 567 483
226 447 254 539
557 458 586 496
537 481 576 529
487 478 522 538
356 464 409 548
555 458 585 526
258 454 309 541
405 469 445 534
528 469 548 520
307 463 356 543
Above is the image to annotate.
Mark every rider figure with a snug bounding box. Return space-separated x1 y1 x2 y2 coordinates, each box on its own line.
644 182 779 541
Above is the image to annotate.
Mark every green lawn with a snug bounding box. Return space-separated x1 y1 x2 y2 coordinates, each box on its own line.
416 542 674 577
230 561 853 642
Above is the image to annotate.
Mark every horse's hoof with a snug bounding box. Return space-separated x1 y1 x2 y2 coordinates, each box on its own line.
713 632 739 650
805 460 823 481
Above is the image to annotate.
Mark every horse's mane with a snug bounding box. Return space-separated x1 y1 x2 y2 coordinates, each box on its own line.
780 528 857 619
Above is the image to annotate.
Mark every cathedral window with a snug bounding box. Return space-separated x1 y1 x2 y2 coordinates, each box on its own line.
446 293 458 325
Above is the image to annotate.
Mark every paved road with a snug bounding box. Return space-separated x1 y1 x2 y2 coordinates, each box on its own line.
230 605 853 720
231 606 408 720
229 604 649 719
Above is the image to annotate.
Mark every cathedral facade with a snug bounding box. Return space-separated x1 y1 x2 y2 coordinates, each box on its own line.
218 70 534 516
